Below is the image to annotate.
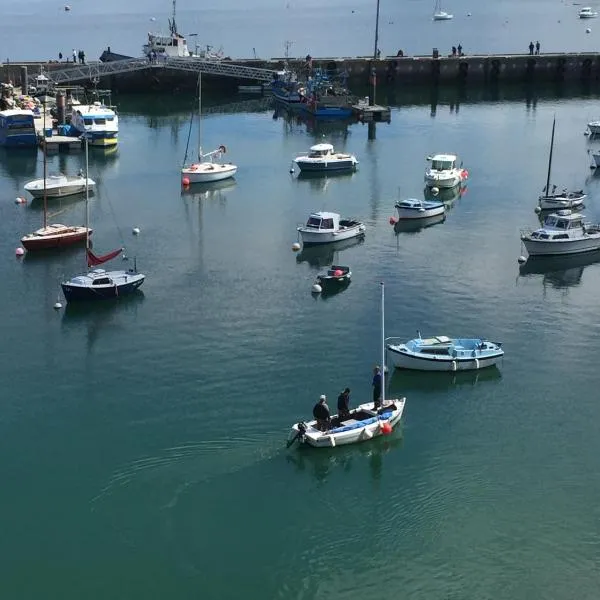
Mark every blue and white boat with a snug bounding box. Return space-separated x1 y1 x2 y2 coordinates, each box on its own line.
395 197 445 219
271 70 303 104
386 334 504 371
70 101 119 146
294 143 358 173
298 69 353 119
0 109 37 147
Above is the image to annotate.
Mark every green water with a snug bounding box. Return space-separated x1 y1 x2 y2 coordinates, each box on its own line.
2 87 600 599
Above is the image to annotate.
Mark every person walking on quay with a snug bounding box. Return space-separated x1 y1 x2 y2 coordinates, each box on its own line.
72 48 77 63
451 45 456 56
457 43 463 56
535 41 540 55
528 41 534 55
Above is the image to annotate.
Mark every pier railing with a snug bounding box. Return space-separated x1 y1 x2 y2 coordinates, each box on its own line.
27 57 278 87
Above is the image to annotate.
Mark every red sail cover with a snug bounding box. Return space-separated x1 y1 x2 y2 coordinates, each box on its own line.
87 247 122 267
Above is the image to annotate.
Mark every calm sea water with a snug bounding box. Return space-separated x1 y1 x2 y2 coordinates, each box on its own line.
3 83 600 598
1 0 599 62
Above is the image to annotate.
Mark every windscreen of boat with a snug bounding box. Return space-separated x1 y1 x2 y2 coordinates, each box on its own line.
420 347 451 355
306 216 322 228
544 217 557 227
309 149 327 157
555 219 568 229
569 219 582 229
431 159 453 170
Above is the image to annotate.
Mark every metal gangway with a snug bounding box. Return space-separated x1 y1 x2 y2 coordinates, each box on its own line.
28 56 278 87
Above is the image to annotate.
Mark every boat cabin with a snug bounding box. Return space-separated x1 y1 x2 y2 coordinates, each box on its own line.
304 211 339 231
143 32 192 58
308 143 335 158
414 336 453 354
427 154 457 171
531 210 585 239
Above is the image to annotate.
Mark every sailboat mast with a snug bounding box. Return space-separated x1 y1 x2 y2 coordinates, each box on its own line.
381 281 386 404
545 117 556 195
198 72 202 162
42 101 47 229
85 135 90 269
373 0 381 59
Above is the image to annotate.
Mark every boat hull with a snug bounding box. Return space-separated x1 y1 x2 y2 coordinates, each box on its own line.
538 195 585 211
588 122 600 135
424 174 461 189
522 235 600 256
298 225 365 246
387 347 503 371
21 227 91 250
25 183 94 198
396 204 445 219
288 400 405 448
182 164 237 183
295 158 357 173
61 272 145 302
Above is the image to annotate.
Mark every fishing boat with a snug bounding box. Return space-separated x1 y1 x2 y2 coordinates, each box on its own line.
433 0 453 20
70 101 118 147
297 211 366 246
521 209 600 256
181 73 237 184
293 143 358 173
538 118 586 211
60 137 145 302
395 197 445 219
297 69 353 119
287 282 406 448
386 334 504 372
587 120 600 136
21 111 90 251
424 154 466 189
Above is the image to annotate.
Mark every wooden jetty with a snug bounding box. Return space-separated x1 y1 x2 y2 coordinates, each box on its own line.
39 134 82 152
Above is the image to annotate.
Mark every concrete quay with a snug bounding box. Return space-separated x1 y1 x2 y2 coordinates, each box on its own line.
2 52 600 92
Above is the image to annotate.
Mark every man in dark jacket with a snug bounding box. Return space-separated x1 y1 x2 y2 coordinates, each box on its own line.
372 366 382 410
313 395 330 431
337 388 351 421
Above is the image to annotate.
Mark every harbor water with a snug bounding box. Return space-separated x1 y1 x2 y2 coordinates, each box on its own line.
2 86 600 598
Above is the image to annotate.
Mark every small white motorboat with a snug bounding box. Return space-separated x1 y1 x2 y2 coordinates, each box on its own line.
24 173 95 199
294 143 358 173
424 154 466 189
297 211 366 246
579 7 598 18
386 334 504 372
587 121 600 135
395 197 445 219
521 210 600 256
287 282 406 449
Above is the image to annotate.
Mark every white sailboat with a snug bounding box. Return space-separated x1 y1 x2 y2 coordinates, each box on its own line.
287 282 406 449
181 73 237 184
433 0 453 20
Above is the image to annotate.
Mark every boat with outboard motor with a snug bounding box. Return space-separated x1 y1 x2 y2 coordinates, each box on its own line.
521 209 600 256
386 334 504 372
287 282 406 448
315 265 351 291
297 211 365 246
395 197 445 219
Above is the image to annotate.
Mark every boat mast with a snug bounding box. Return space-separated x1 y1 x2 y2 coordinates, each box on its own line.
373 0 380 59
545 117 556 195
42 101 47 229
197 72 202 162
169 0 177 36
84 134 90 271
381 281 385 404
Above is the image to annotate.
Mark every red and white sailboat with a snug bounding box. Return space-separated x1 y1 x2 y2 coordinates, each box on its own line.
21 107 91 251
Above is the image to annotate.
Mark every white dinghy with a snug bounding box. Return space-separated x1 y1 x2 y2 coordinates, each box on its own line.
287 282 406 449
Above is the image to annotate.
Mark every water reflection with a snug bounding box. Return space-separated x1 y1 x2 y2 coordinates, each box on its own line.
394 213 446 235
387 367 503 395
181 178 237 202
294 169 356 192
0 146 40 189
273 105 351 141
61 292 145 353
518 251 600 289
295 237 365 268
286 433 404 485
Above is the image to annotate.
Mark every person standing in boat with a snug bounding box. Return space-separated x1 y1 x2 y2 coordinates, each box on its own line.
337 388 351 421
313 395 330 431
372 366 382 410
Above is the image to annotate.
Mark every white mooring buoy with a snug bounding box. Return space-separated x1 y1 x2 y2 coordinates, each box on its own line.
534 205 542 214
518 256 527 264
311 283 322 294
132 227 140 235
292 242 301 252
53 301 63 310
586 28 592 33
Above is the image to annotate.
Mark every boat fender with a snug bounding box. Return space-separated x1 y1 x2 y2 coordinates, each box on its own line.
330 435 336 447
363 428 373 439
475 358 480 369
451 360 457 371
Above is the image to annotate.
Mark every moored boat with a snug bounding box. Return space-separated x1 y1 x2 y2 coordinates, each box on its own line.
579 6 598 18
70 101 118 147
387 334 504 372
297 211 365 246
293 143 358 173
395 197 445 219
24 173 96 199
424 154 466 189
521 210 600 256
315 265 351 291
